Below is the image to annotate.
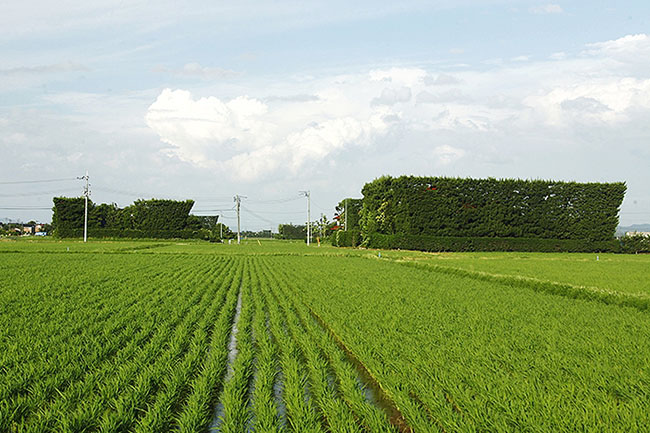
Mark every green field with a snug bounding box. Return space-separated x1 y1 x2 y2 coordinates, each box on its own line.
1 238 649 432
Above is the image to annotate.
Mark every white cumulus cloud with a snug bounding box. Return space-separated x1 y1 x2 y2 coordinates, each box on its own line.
145 89 271 166
530 4 564 14
146 86 392 180
142 34 650 184
371 86 412 106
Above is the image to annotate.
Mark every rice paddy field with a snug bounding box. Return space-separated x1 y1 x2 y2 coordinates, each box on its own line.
1 238 649 432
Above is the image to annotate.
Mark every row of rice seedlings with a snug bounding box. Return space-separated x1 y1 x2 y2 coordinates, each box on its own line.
0 259 162 404
96 260 237 433
21 259 218 422
211 260 255 433
261 259 397 433
169 259 246 433
249 259 281 433
397 260 650 311
0 255 166 385
1 256 188 381
271 258 446 432
23 258 234 432
263 271 359 432
134 258 243 433
1 258 200 431
279 256 650 432
258 264 323 433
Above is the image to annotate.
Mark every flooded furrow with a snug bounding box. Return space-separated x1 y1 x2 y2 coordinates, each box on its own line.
308 309 414 433
272 368 287 430
209 285 243 431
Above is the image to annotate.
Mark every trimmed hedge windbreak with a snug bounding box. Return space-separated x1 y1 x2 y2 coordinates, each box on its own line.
52 197 202 239
330 229 361 247
54 228 210 240
360 176 626 241
328 175 630 253
365 233 621 253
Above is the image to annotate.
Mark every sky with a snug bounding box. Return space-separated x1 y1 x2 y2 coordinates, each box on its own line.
1 0 649 231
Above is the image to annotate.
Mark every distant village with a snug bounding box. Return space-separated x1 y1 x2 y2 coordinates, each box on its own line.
0 221 51 237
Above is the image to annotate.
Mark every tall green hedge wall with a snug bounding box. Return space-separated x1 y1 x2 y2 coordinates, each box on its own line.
52 197 200 238
360 176 625 241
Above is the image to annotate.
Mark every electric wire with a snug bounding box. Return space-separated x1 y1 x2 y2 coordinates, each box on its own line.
0 207 52 210
0 190 80 198
240 205 279 226
0 178 77 185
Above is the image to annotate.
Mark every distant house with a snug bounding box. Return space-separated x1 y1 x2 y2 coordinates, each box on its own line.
626 231 650 237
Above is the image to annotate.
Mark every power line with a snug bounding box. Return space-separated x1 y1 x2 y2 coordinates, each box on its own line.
92 185 191 200
0 178 76 185
0 206 52 210
0 189 79 197
240 205 277 226
192 208 235 212
239 208 304 215
310 200 332 212
247 195 302 205
93 185 239 204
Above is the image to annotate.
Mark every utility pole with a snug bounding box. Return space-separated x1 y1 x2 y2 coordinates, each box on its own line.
77 170 90 242
345 198 348 231
233 195 246 244
320 213 324 239
300 190 311 246
219 212 223 241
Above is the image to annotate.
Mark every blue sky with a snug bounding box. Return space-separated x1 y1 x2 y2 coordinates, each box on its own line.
2 1 650 230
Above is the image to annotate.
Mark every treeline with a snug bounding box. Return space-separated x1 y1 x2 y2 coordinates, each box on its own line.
332 175 628 252
52 197 231 240
241 230 273 238
277 224 306 240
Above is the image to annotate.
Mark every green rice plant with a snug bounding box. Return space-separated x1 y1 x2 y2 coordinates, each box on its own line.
273 255 650 432
3 259 196 430
261 259 397 433
395 259 650 311
261 270 322 433
136 260 242 433
11 256 234 432
249 259 281 433
263 280 358 432
4 241 650 432
0 255 192 404
212 261 255 433
99 263 235 432
395 251 650 296
172 259 244 433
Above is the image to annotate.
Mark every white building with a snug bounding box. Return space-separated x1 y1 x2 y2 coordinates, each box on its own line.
625 231 650 237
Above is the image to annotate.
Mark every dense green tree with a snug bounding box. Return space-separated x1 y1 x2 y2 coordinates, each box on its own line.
335 198 362 231
214 223 234 240
278 224 306 240
52 197 87 235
